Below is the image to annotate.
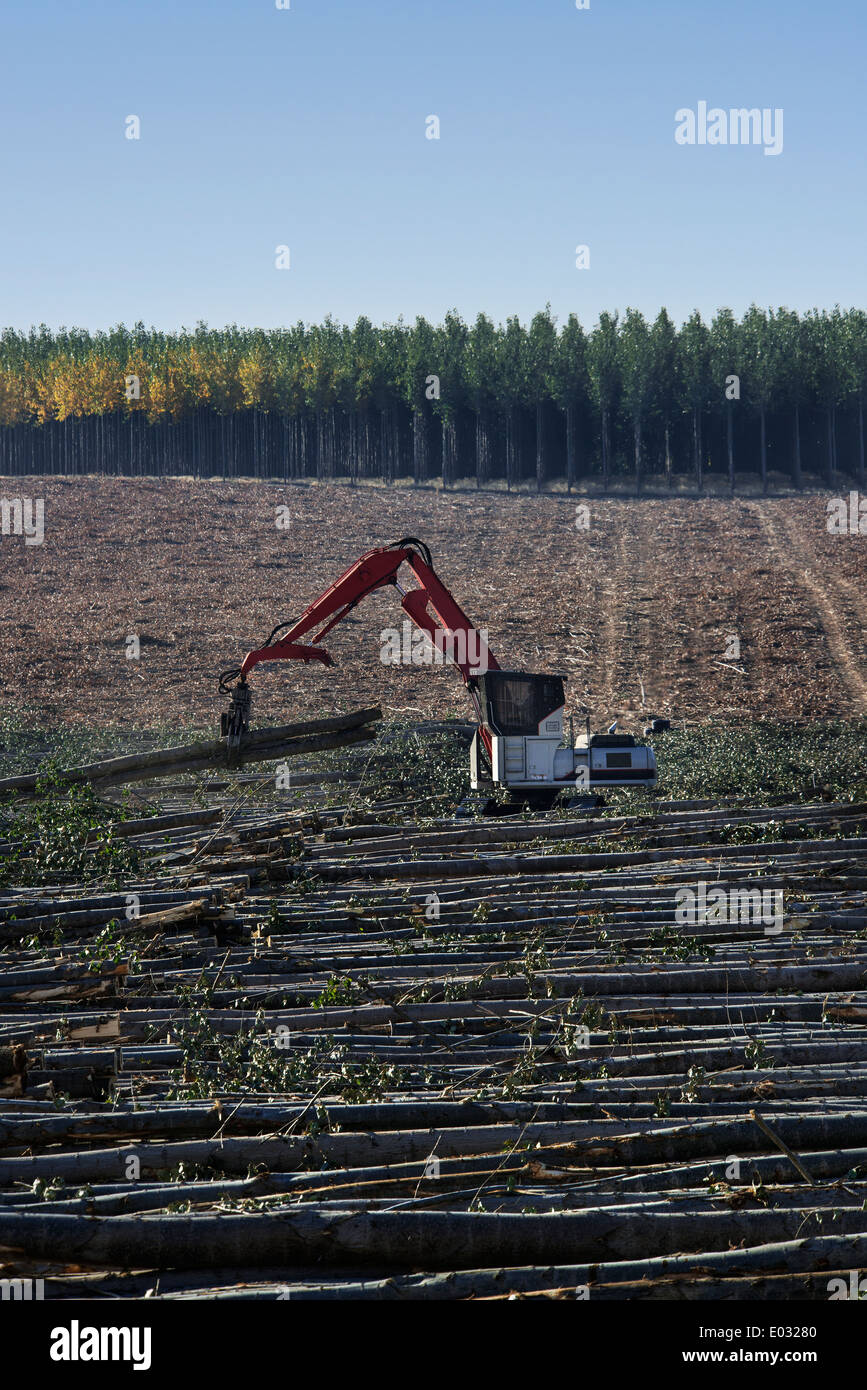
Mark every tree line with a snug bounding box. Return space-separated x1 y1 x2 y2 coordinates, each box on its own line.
1 306 866 491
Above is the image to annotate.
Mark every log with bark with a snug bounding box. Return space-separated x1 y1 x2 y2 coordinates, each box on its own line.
0 708 382 796
4 1206 867 1270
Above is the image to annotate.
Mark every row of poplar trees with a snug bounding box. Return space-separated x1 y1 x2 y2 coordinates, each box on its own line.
1 306 866 490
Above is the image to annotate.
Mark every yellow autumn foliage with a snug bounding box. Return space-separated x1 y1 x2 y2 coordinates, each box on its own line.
0 368 27 426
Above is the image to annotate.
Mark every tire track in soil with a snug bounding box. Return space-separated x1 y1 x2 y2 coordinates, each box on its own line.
628 509 666 723
576 507 628 728
594 507 657 728
613 522 651 721
591 519 622 726
560 511 605 725
746 502 867 714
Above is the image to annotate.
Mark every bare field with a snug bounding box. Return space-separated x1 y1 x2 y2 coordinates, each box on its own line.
1 477 865 731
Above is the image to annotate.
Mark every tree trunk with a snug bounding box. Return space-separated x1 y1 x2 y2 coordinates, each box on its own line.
505 408 519 491
362 409 373 480
601 409 610 492
760 407 767 495
328 407 337 479
793 406 802 490
393 408 403 481
693 408 702 492
859 398 866 487
826 407 835 486
727 403 735 495
535 401 544 492
0 709 382 797
295 414 307 478
315 410 324 480
831 406 838 484
475 410 490 489
412 409 426 486
565 404 577 492
828 405 839 483
5 1203 867 1271
665 422 672 490
442 415 457 489
379 407 393 485
633 416 642 495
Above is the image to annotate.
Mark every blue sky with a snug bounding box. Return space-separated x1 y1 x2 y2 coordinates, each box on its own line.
0 0 863 332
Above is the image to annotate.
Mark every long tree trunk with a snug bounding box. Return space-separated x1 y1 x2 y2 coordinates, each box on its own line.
0 712 382 798
297 413 305 478
759 407 767 495
693 408 702 492
793 406 802 490
831 405 838 484
379 407 393 485
601 409 610 492
328 407 337 480
505 408 519 491
347 411 357 486
565 404 577 492
393 407 404 481
315 409 325 480
442 415 457 489
665 422 672 490
412 408 428 487
535 401 544 492
633 416 642 495
727 403 735 495
6 1201 867 1270
859 398 866 487
361 408 372 480
475 409 490 490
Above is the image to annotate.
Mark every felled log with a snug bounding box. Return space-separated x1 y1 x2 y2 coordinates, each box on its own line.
0 708 382 796
5 1205 867 1270
8 1106 867 1185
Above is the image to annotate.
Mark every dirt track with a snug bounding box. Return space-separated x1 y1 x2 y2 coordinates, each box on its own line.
1 478 864 731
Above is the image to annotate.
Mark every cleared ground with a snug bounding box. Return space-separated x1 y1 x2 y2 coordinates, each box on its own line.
1 478 865 733
2 480 866 1305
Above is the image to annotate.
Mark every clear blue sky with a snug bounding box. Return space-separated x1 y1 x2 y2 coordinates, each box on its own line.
0 0 863 333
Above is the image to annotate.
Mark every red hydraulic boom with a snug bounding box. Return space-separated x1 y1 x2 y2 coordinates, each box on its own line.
219 538 499 754
219 534 659 804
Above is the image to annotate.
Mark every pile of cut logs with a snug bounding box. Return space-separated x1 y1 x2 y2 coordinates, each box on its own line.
1 720 866 1299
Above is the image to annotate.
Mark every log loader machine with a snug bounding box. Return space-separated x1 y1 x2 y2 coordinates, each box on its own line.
219 537 658 810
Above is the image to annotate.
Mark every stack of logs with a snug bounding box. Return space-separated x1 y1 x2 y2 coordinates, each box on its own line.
1 726 866 1299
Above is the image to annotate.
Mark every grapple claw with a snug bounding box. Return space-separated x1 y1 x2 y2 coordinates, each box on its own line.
220 681 252 764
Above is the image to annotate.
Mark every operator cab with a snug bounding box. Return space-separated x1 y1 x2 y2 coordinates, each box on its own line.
475 670 566 738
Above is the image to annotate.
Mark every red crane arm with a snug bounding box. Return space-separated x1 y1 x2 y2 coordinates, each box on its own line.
236 541 500 705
